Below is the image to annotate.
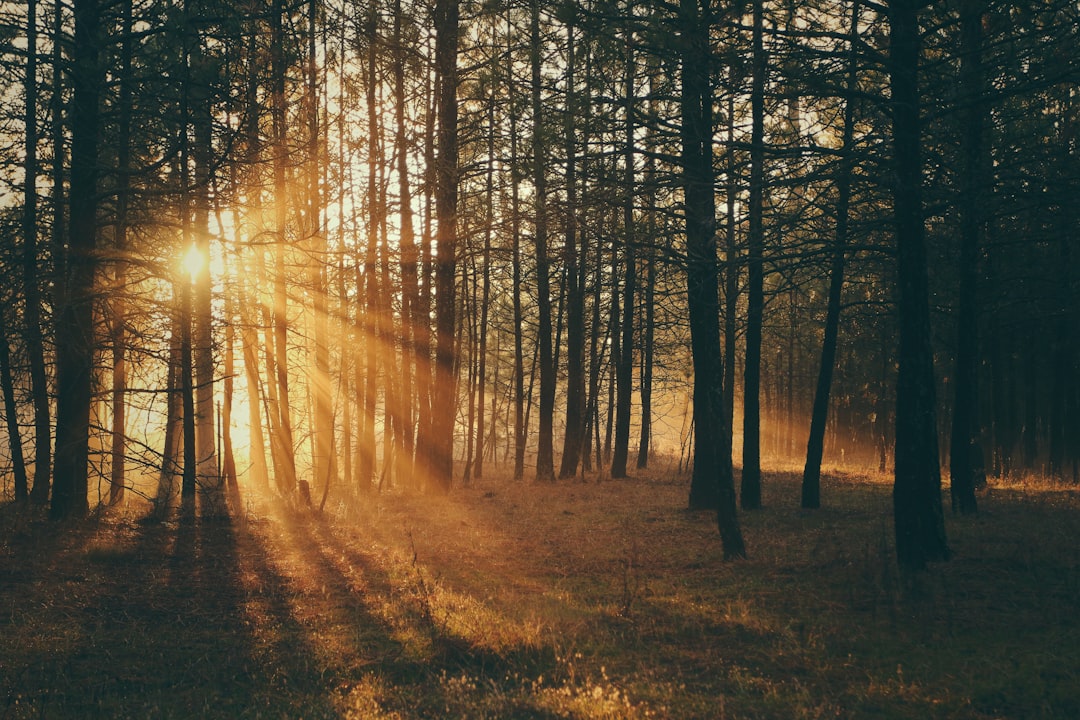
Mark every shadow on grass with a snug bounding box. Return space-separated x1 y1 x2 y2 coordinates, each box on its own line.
269 502 564 718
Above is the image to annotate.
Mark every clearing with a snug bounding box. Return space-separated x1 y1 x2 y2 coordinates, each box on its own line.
2 466 1079 718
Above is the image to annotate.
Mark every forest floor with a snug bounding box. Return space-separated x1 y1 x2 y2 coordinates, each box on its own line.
2 464 1080 719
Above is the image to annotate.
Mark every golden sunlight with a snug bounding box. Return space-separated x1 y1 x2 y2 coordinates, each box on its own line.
182 243 206 281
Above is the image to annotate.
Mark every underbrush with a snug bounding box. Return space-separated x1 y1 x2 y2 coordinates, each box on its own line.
1 468 1078 718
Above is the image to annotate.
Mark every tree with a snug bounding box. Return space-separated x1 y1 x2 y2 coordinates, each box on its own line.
611 10 636 481
530 0 556 484
0 302 29 501
430 0 460 492
559 8 586 480
801 0 861 509
740 0 765 510
947 0 987 515
887 0 949 570
23 0 52 506
52 0 103 520
680 0 745 559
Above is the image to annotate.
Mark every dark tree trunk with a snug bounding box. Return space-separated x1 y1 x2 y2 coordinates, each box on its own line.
51 0 101 520
190 19 219 508
680 0 745 559
949 0 988 514
559 14 586 480
611 23 635 480
637 20 660 471
430 0 460 492
475 82 495 481
35 0 66 507
394 0 419 480
530 0 556 483
156 312 183 512
637 243 655 471
307 0 332 504
888 0 949 570
180 276 197 514
24 0 52 506
802 0 860 509
221 255 239 508
723 70 739 447
108 0 134 506
741 0 765 510
360 9 381 492
0 311 29 500
507 12 526 480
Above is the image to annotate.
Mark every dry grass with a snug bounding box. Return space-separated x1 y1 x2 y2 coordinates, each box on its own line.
2 464 1079 718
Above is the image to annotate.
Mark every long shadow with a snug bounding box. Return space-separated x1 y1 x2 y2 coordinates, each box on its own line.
275 505 564 718
0 504 125 718
0 503 336 719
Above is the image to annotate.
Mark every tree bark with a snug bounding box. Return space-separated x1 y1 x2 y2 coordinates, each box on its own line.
741 0 765 510
190 12 219 509
949 0 988 513
107 0 134 506
529 0 556 483
393 0 419 482
680 0 745 559
0 310 29 500
559 13 586 480
270 0 297 494
430 0 460 491
611 22 636 480
802 0 860 509
888 0 949 570
51 0 101 519
24 0 52 506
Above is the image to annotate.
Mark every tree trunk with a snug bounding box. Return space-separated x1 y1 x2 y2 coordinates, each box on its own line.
802 0 860 509
307 0 332 504
508 20 526 480
393 0 419 482
475 84 495 480
949 0 988 514
723 68 739 456
888 0 949 570
430 0 460 491
270 0 297 494
156 312 183 512
107 0 134 506
221 252 240 508
36 0 66 507
360 8 381 493
637 241 655 470
680 0 745 559
51 0 101 520
0 310 29 501
611 23 636 480
530 0 556 483
191 22 219 510
741 0 765 510
180 274 197 516
637 12 660 472
559 14 586 480
24 0 52 506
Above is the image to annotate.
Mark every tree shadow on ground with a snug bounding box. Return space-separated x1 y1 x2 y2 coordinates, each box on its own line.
267 501 566 718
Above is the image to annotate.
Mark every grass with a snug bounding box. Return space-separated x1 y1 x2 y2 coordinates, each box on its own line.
1 463 1079 718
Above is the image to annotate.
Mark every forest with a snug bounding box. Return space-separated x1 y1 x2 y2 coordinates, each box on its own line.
1 0 1079 716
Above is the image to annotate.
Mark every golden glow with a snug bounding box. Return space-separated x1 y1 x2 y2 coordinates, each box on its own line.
182 243 206 281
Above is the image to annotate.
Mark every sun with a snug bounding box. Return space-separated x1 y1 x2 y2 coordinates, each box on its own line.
182 243 206 281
